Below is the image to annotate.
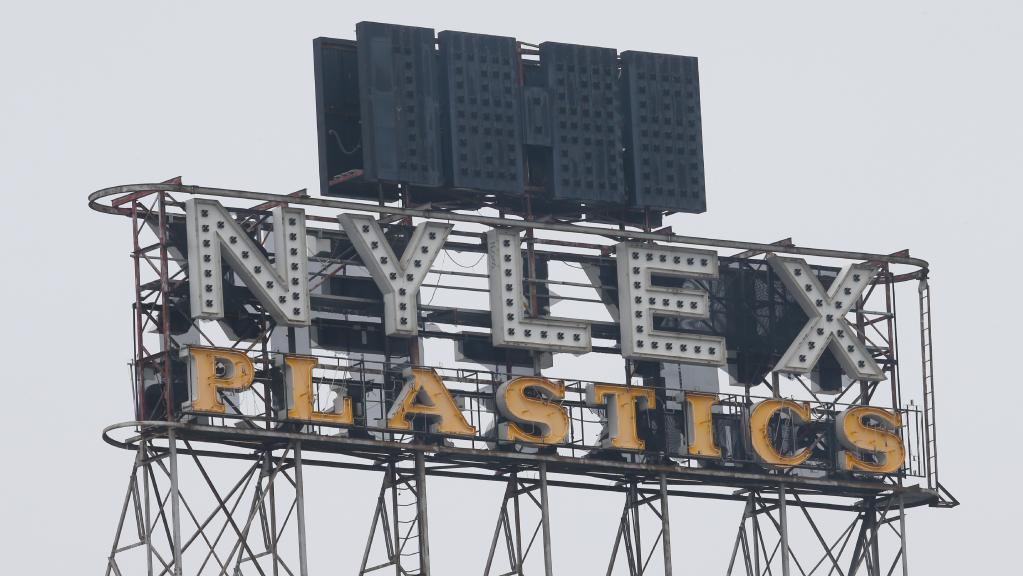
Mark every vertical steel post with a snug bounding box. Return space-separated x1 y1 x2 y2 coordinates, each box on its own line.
856 291 871 404
853 501 880 576
751 491 760 576
899 496 909 576
882 266 902 418
868 506 881 576
167 429 183 575
539 463 554 576
415 452 432 576
390 464 401 576
778 483 791 576
269 464 281 576
629 482 642 572
107 448 142 576
483 481 506 576
144 441 154 576
157 191 174 422
659 474 673 576
513 471 524 576
294 442 310 576
849 510 870 576
130 200 146 420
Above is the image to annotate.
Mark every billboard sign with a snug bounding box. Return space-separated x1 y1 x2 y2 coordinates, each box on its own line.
169 196 910 480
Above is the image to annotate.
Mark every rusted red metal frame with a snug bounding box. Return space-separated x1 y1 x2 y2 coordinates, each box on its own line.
158 189 173 422
130 197 146 419
126 177 181 422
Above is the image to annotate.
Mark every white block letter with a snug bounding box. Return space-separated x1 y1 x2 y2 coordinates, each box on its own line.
339 214 451 337
616 242 725 365
767 255 884 382
186 199 310 326
487 229 591 353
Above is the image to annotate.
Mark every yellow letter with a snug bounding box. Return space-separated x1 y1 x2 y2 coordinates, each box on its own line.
685 393 721 457
836 406 904 474
496 377 569 445
587 384 656 450
749 399 812 468
283 355 353 425
387 368 476 436
186 347 254 413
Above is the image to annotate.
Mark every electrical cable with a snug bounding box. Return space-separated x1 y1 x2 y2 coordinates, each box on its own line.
444 250 486 269
425 251 446 306
328 129 362 155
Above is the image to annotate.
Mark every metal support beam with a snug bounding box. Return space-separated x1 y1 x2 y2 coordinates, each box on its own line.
359 461 429 576
145 443 154 576
779 483 791 576
390 464 401 576
483 468 560 576
606 477 674 576
659 475 673 576
868 506 881 576
90 182 932 268
751 492 760 576
104 431 924 576
539 463 553 576
294 441 309 576
416 452 432 576
725 487 918 576
513 471 524 576
899 496 909 576
105 436 312 576
168 429 183 576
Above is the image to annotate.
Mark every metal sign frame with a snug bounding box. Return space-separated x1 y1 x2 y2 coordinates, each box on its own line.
90 181 955 576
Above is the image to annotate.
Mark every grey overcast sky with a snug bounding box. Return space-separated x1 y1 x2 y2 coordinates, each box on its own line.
1 1 1021 574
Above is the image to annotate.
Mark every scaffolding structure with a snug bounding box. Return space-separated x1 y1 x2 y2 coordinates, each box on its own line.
91 182 956 576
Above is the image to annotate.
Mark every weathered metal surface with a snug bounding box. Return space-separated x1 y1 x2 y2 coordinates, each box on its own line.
103 421 940 508
93 179 952 576
88 183 930 269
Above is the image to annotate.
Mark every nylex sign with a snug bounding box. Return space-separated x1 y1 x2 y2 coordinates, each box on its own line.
183 199 906 473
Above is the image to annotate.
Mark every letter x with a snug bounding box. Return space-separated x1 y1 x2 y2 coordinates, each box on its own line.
767 255 885 382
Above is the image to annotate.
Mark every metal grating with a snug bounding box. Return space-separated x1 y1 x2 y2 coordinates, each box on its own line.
439 31 524 194
523 86 551 146
621 51 706 213
540 42 624 204
356 22 443 187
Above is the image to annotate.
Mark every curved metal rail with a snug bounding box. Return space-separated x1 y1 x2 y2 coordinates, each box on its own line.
89 182 930 272
102 420 940 511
